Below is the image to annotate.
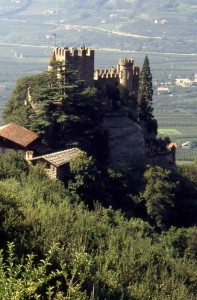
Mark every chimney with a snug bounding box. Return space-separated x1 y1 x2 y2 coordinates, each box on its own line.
26 151 34 161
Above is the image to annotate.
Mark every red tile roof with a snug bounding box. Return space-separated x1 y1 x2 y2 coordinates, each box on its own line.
167 142 177 149
0 123 39 147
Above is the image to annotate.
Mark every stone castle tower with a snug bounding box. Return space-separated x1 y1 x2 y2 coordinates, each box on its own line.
48 46 95 87
48 46 139 96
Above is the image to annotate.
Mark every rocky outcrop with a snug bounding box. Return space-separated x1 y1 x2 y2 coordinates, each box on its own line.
102 113 145 165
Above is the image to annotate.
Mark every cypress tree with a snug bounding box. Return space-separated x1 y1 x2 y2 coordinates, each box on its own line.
138 55 157 135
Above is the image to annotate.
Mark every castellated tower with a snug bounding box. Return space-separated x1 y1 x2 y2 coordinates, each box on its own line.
48 46 139 97
118 59 140 97
48 46 95 87
93 57 139 97
117 58 134 91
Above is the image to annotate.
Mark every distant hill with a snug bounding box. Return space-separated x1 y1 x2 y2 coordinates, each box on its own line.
0 0 31 16
57 0 197 54
55 0 197 12
0 0 196 54
89 0 196 14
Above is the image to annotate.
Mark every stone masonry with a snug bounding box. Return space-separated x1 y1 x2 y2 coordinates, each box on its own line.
48 46 139 96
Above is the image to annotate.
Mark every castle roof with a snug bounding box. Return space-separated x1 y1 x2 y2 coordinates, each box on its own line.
167 142 177 150
0 123 39 147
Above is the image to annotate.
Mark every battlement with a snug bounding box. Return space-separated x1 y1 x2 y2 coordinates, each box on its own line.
94 68 119 80
54 46 94 61
79 46 94 57
49 46 95 87
118 58 134 67
48 46 139 92
133 65 140 76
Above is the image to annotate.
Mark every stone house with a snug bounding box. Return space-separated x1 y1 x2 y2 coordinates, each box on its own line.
27 148 81 180
0 123 47 156
181 141 190 149
156 86 171 95
175 78 193 87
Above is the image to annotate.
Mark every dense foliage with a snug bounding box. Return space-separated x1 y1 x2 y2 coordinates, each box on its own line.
2 73 49 126
0 152 196 299
29 63 101 153
3 63 103 157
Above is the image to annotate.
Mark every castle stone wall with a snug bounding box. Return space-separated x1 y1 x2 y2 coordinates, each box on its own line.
118 58 134 92
102 114 145 164
50 46 95 87
49 47 139 94
94 68 119 90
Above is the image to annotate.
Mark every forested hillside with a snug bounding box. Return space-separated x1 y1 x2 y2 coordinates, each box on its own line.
0 151 197 299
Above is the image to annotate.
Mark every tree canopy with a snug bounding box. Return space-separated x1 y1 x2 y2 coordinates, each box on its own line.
142 165 178 229
0 159 196 299
28 64 102 154
3 63 103 156
2 73 49 126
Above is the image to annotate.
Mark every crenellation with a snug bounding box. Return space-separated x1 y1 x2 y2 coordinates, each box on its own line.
71 47 78 56
53 46 94 60
80 47 87 57
95 69 119 80
88 48 94 57
49 46 139 94
133 65 140 74
118 58 134 66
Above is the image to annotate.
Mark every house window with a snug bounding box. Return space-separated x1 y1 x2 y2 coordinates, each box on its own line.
45 163 50 169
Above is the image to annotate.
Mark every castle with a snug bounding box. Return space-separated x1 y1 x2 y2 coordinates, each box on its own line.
44 46 177 167
48 46 140 98
47 46 175 167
